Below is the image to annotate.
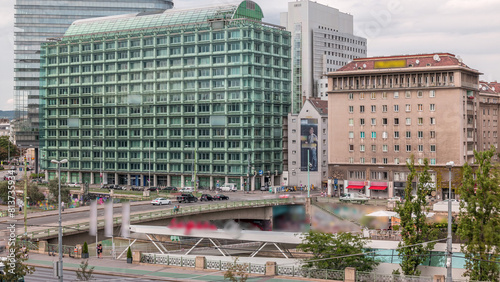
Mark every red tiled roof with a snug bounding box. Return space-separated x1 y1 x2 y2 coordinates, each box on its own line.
309 99 328 115
479 81 500 94
337 53 475 72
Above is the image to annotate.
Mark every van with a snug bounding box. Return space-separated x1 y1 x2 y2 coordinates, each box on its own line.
220 183 237 192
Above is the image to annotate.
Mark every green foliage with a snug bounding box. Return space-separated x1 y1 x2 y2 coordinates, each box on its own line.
82 242 89 254
0 181 9 203
224 258 248 282
0 240 35 281
298 230 378 272
75 260 94 281
0 136 19 160
28 183 45 204
48 178 71 204
458 147 500 282
30 173 45 179
395 157 438 276
126 247 132 259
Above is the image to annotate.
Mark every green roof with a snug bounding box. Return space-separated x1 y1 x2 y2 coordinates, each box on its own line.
64 1 264 37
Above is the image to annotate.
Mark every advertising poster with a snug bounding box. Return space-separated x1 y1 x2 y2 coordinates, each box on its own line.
300 118 318 171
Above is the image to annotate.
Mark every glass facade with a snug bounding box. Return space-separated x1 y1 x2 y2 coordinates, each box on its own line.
40 2 291 188
14 0 173 147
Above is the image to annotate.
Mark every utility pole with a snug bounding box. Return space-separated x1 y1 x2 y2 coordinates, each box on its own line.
23 156 27 235
307 150 310 198
446 161 454 282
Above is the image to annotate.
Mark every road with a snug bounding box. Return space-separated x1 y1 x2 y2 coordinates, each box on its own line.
25 266 157 282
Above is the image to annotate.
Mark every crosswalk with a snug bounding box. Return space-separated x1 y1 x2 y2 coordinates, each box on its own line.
25 267 157 282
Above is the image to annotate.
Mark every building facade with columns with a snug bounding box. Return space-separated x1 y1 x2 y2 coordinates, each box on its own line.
39 1 291 190
327 53 481 199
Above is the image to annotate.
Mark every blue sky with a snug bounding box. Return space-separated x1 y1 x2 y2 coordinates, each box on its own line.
0 0 498 110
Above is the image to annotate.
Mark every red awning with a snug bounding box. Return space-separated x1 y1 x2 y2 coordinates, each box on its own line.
369 186 388 190
346 185 364 189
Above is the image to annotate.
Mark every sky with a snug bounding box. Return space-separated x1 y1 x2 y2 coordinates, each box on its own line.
0 0 499 110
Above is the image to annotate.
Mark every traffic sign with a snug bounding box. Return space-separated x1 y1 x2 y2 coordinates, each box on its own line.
259 170 263 176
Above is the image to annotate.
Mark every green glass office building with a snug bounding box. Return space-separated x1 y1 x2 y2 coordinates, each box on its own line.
40 1 291 190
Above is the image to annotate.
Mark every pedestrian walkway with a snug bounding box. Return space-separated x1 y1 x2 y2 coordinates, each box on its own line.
26 253 311 281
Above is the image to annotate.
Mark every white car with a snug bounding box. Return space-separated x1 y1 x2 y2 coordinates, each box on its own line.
67 182 80 187
151 198 171 205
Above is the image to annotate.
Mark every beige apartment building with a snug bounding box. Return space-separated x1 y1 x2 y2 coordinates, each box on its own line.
327 53 481 199
478 81 500 158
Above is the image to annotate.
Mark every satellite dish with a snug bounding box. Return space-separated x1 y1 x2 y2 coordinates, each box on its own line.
415 59 420 64
493 87 496 91
482 86 487 91
433 54 441 62
457 55 463 63
363 64 367 68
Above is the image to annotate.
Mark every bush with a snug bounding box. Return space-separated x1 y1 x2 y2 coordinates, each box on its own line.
126 247 132 259
82 242 88 254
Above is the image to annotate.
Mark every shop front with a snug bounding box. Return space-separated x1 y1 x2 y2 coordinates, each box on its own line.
345 180 366 195
368 181 389 199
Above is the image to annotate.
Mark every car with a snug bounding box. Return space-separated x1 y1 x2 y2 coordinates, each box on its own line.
388 196 402 202
260 185 269 192
109 184 125 190
213 194 229 201
67 182 80 187
151 198 171 205
147 186 159 191
161 186 178 192
200 194 214 201
179 187 195 193
176 193 198 203
131 186 143 191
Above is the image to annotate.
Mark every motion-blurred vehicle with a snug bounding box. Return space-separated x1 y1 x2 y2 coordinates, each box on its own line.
151 198 171 205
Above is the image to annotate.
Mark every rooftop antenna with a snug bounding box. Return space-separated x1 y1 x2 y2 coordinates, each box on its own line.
433 54 441 62
415 59 420 65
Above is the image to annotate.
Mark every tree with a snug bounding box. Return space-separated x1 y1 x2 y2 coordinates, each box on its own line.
48 178 70 204
0 181 9 203
298 230 378 272
0 136 19 160
0 240 35 280
75 260 94 281
27 183 45 205
224 258 249 282
458 147 500 281
395 157 438 276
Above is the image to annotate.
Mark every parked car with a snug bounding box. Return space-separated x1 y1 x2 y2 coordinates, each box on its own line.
109 184 125 190
67 182 80 187
131 186 144 191
220 183 237 192
200 194 214 201
161 186 178 192
151 198 171 205
260 185 269 192
176 193 198 203
179 187 195 193
147 186 159 191
213 194 229 201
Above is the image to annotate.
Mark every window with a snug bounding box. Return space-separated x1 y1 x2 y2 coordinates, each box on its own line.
417 91 423 98
371 92 376 99
418 145 423 152
406 131 411 138
349 144 354 151
348 93 353 100
430 104 435 111
394 158 400 164
394 131 399 138
430 145 436 152
360 158 365 164
360 145 365 152
394 118 399 125
383 145 388 152
360 131 365 138
430 158 436 164
405 104 411 112
418 118 423 125
406 145 412 152
406 118 411 125
394 105 399 112
360 105 365 113
430 90 435 97
418 131 423 138
430 131 436 138
405 91 411 98
360 118 365 125
349 118 354 126
430 117 436 125
360 93 365 100
371 105 376 112
418 104 423 111
371 131 376 139
349 106 354 113
371 158 377 164
394 91 399 99
382 92 388 99
349 131 354 138
382 105 387 112
372 145 376 152
371 118 376 125
394 145 400 152
382 118 388 125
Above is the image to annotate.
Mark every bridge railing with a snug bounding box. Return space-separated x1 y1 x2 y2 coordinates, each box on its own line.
21 198 302 240
141 253 196 268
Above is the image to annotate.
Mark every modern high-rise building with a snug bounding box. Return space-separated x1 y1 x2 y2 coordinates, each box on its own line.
327 53 481 200
280 0 367 113
39 1 291 190
13 0 174 169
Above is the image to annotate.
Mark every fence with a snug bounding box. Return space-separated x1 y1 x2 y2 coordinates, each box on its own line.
141 253 196 268
206 259 266 274
20 198 302 240
356 271 432 282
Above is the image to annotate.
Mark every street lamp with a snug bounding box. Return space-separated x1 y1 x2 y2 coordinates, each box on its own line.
51 158 68 282
445 161 454 282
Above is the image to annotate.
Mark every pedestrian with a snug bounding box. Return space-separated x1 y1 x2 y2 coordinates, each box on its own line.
61 201 65 212
177 204 181 214
97 244 103 258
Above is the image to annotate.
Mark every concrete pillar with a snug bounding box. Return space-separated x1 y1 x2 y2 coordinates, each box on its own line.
240 176 244 191
210 175 213 190
115 173 118 185
251 176 255 191
327 179 332 196
127 174 131 186
39 240 48 254
79 172 83 184
195 256 206 270
224 176 228 184
90 173 94 185
180 175 184 188
270 175 274 186
265 261 276 276
345 267 356 282
154 174 158 186
433 275 445 282
167 174 171 186
132 250 142 264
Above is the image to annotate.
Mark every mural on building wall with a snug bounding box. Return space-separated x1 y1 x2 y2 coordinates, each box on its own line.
301 118 318 172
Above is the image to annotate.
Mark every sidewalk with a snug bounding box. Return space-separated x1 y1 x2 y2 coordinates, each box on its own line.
26 253 312 282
